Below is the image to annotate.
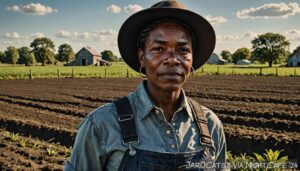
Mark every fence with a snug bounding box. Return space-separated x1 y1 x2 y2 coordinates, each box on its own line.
0 66 299 80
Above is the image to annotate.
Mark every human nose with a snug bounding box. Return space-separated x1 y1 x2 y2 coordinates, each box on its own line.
163 50 180 65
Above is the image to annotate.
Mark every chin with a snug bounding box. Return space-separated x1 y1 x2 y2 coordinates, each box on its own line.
160 82 184 92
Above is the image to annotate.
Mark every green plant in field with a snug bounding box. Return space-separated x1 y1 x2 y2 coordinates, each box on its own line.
47 145 58 156
32 140 41 150
10 133 19 142
252 149 288 171
227 151 254 171
18 138 27 147
3 131 11 139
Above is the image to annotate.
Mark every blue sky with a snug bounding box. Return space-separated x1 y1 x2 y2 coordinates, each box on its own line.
1 0 300 56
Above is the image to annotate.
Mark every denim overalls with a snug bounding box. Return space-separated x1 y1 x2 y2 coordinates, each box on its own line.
114 97 216 171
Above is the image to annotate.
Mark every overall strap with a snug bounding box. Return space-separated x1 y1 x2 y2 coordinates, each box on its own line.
187 97 212 147
113 97 139 146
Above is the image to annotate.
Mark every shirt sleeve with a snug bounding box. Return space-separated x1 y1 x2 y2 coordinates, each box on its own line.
64 114 106 171
215 122 227 170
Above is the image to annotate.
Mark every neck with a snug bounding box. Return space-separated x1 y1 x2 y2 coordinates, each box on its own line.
146 82 182 122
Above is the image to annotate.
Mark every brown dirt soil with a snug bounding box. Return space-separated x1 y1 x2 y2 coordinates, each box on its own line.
0 75 299 169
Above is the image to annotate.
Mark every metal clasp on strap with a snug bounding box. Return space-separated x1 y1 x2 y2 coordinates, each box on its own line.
122 138 139 156
118 114 133 122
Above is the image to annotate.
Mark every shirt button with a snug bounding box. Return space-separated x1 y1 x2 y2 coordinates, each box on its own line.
166 130 171 134
154 110 159 114
171 145 176 148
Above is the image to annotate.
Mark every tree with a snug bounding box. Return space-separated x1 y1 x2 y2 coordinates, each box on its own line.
57 44 75 64
232 47 251 64
220 50 232 63
0 51 5 63
251 33 290 67
30 37 55 66
25 52 36 66
5 46 19 65
18 47 30 64
101 50 118 62
18 47 36 66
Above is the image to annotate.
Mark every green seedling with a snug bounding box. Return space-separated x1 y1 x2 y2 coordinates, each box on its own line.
3 131 10 138
32 140 41 150
10 133 19 142
47 145 58 156
18 138 27 147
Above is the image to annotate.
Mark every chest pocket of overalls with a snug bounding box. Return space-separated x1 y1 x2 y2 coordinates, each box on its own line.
114 97 215 171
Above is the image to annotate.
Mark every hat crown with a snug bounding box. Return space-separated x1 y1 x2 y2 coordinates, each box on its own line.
151 0 186 9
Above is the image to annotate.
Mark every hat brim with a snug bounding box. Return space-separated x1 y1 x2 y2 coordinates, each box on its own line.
118 7 216 72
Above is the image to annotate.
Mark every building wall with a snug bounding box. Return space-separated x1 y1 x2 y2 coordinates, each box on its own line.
288 54 300 67
75 49 94 66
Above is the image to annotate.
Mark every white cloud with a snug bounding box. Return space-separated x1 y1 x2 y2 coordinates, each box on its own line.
217 35 239 42
285 29 300 35
6 3 58 15
124 4 143 13
284 29 300 43
78 32 89 39
31 32 45 38
205 15 227 25
56 29 117 41
236 2 300 19
106 4 121 13
56 30 73 38
2 32 27 39
244 31 259 38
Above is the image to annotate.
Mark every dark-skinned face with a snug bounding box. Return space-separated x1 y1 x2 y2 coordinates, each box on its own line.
138 22 193 92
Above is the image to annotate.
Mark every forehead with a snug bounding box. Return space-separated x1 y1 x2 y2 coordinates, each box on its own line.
148 22 192 41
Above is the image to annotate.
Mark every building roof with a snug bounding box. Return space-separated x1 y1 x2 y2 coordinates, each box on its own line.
76 46 100 57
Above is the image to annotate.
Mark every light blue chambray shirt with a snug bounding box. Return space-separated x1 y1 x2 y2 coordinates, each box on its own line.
65 81 226 171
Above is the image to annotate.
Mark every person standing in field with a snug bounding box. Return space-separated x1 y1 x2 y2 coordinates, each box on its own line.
65 0 227 170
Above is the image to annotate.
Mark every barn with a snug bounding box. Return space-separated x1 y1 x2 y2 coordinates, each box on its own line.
236 59 251 65
287 52 300 67
207 53 228 64
74 47 109 66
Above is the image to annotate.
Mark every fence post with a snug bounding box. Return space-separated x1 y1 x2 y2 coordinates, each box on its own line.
217 67 220 74
57 69 60 78
105 68 107 77
202 67 204 73
276 67 278 76
126 69 129 77
72 68 74 78
259 67 263 75
29 69 33 79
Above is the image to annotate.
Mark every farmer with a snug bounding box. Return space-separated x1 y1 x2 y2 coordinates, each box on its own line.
65 0 226 170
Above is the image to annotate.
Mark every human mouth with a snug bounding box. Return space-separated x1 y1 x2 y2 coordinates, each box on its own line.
159 71 184 79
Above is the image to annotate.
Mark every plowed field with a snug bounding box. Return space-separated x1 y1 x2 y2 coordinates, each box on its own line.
0 75 299 170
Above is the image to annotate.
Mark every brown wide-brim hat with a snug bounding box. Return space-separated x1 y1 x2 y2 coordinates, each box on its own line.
118 0 216 72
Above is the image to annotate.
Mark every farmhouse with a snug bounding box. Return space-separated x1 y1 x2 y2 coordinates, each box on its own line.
207 53 228 64
236 59 251 65
287 52 300 67
74 47 109 66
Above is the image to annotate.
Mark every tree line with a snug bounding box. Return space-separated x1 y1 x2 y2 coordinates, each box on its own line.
220 33 299 67
0 37 119 66
1 33 299 67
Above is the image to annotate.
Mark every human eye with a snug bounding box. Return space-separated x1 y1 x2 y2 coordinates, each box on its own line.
178 46 191 55
151 46 165 53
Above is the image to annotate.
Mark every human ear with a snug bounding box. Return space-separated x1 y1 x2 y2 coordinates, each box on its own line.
137 48 145 66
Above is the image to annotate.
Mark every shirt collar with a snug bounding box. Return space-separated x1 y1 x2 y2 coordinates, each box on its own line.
134 81 194 121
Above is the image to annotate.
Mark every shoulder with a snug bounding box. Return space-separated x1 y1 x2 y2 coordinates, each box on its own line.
201 106 222 125
84 102 119 130
200 105 224 134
